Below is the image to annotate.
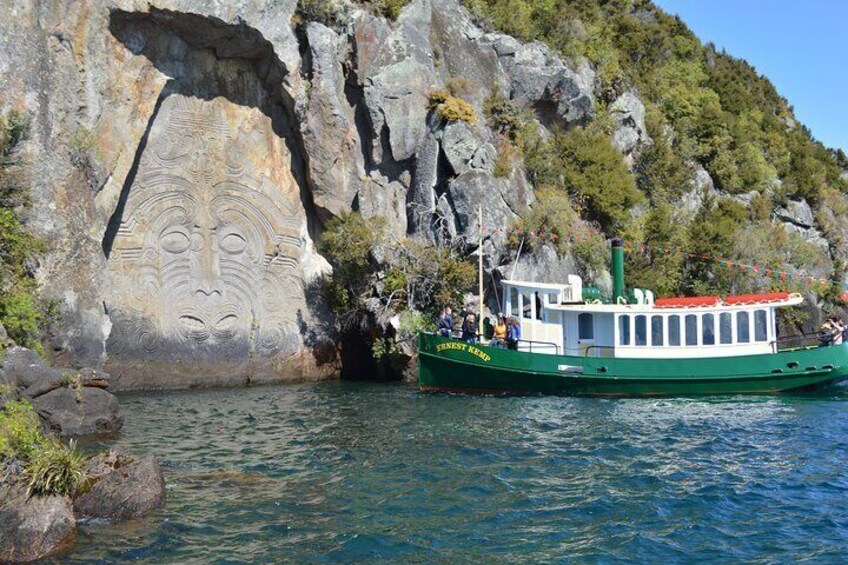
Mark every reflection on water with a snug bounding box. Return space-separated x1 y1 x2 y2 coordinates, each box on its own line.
57 383 848 563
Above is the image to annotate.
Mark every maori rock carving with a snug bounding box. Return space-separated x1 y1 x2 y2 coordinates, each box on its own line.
106 94 306 364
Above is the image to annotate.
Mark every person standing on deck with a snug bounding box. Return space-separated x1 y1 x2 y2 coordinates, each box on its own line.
490 314 508 348
462 314 479 344
506 317 521 350
437 307 454 338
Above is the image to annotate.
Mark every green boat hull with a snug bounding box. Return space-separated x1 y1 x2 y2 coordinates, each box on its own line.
418 332 848 396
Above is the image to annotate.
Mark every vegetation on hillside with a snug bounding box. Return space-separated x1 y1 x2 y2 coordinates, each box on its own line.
319 212 474 356
0 110 49 352
467 0 847 305
296 0 410 26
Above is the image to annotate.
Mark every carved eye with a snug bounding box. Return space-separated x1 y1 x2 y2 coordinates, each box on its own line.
160 231 190 253
220 233 247 254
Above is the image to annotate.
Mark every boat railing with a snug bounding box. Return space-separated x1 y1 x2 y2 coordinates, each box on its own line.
583 345 615 357
517 339 560 355
772 331 838 352
426 332 560 354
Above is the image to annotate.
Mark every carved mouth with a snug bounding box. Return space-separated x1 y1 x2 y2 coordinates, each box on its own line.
179 315 207 332
215 314 238 331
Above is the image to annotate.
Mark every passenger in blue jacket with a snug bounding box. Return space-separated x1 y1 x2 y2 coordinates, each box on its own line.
506 317 521 350
437 307 454 338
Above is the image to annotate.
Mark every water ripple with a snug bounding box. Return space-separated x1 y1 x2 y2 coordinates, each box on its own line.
54 382 848 563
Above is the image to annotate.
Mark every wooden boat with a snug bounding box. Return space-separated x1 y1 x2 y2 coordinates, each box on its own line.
418 239 848 396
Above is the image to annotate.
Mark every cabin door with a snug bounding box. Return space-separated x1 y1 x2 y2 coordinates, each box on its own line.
577 313 596 357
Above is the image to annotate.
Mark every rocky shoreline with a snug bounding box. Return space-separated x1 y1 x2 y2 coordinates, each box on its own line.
0 326 166 563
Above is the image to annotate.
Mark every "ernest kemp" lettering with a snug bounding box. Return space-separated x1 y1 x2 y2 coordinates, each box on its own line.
435 341 491 362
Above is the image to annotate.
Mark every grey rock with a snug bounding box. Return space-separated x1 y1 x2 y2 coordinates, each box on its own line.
442 121 496 176
353 2 436 164
32 387 123 436
73 455 165 521
679 164 717 216
781 223 830 253
430 1 509 106
504 41 594 127
0 347 63 391
358 172 409 237
448 170 517 261
434 193 458 243
0 487 76 564
497 243 578 285
726 190 760 206
301 22 363 218
776 198 815 229
23 367 111 400
609 92 650 157
409 125 441 232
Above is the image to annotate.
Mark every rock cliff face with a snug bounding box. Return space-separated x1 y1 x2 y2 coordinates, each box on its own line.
0 0 600 388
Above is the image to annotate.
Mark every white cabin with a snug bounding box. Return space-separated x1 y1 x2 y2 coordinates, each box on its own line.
501 278 802 359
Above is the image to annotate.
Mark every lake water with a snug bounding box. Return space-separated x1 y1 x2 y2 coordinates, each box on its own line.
54 382 848 563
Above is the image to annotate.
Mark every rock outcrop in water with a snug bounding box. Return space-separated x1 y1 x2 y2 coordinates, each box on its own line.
74 451 166 521
1 346 124 435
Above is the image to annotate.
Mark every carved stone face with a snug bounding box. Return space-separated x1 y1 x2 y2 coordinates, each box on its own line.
106 95 305 362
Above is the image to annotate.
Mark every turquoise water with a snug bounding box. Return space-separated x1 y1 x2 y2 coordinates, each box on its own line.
56 382 848 563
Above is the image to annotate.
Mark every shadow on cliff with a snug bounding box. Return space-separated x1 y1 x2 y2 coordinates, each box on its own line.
103 7 321 258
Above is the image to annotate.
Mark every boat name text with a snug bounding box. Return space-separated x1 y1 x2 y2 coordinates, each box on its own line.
435 341 491 362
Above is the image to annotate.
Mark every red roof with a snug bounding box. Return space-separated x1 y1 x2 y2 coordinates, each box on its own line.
654 296 720 309
723 292 790 305
653 292 793 309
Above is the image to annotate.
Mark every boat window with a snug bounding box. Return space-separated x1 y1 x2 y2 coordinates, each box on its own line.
702 314 715 345
507 287 518 318
651 315 664 346
685 314 698 346
754 309 767 342
522 293 532 319
535 292 543 320
737 311 750 343
578 313 594 340
668 315 681 346
719 312 732 344
619 315 630 345
635 315 647 346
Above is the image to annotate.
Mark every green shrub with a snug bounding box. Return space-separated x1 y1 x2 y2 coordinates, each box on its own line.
372 0 409 20
436 96 477 125
431 88 477 125
525 126 642 231
428 89 451 108
296 0 347 26
493 135 519 178
0 399 44 460
319 212 387 319
509 186 607 278
26 438 88 497
0 110 47 351
0 285 45 352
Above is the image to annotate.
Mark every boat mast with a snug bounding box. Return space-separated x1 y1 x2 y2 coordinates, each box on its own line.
478 204 484 334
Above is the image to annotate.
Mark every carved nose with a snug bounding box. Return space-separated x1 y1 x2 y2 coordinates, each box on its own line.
192 231 222 297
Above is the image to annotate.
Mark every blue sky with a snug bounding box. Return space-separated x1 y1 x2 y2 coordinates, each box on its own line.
653 0 848 153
